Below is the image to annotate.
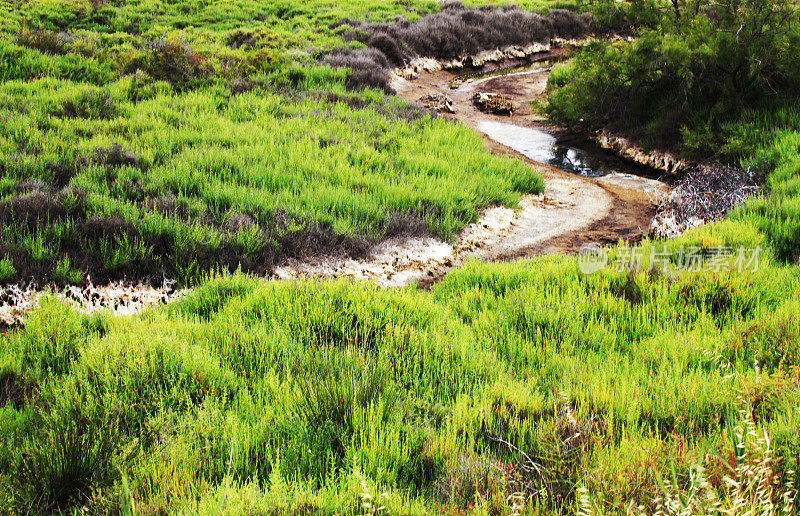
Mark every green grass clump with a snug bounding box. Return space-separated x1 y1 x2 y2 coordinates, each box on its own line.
0 256 15 282
51 256 84 283
1 0 800 513
0 265 797 513
0 0 549 285
0 76 541 284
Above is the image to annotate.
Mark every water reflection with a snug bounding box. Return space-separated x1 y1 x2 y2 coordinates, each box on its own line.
478 121 633 178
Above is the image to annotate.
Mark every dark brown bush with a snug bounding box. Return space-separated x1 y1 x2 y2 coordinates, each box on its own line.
327 6 592 92
81 216 136 240
0 192 65 225
378 103 437 122
655 165 761 229
367 32 406 66
441 1 466 10
223 212 254 233
329 17 363 31
383 211 429 238
153 193 177 214
14 180 48 195
317 92 372 110
270 209 371 260
125 40 210 91
227 29 261 50
325 47 390 71
48 162 78 188
62 90 118 120
549 9 592 40
323 48 393 92
230 78 255 95
278 223 371 260
94 143 140 169
333 5 590 64
16 29 72 55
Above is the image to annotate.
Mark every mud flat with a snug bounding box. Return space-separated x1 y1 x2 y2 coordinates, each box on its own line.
0 280 184 327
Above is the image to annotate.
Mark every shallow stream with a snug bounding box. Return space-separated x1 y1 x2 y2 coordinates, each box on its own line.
459 61 665 181
477 121 662 179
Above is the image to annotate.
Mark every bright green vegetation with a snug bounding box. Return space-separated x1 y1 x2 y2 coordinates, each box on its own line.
2 0 800 514
1 257 798 513
1 75 539 282
0 0 551 285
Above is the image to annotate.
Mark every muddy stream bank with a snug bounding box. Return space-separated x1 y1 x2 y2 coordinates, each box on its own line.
275 56 668 286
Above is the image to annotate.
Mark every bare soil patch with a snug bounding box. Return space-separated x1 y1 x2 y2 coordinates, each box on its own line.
394 59 665 257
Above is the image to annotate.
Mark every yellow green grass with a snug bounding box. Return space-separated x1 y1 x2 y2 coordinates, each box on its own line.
1 0 800 514
0 0 553 284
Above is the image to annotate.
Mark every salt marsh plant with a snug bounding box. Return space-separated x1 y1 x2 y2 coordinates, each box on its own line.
0 73 542 285
0 0 562 286
1 262 798 512
326 4 591 91
1 0 800 513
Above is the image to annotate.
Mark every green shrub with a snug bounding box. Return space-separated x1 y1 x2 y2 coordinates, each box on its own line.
0 40 115 84
9 391 133 514
290 345 397 446
22 229 57 264
0 268 797 511
0 257 15 283
546 0 800 158
51 256 84 283
14 298 86 377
